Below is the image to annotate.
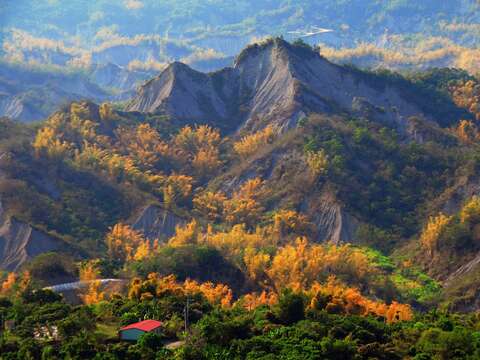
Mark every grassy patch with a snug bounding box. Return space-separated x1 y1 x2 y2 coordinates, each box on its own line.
95 321 120 341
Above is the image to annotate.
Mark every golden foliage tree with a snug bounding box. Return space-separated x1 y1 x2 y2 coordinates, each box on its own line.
454 119 480 143
134 240 151 261
163 174 194 209
193 191 227 222
116 124 169 170
385 301 414 324
460 196 480 224
79 261 104 305
240 291 278 311
307 277 412 323
18 271 31 294
127 273 233 308
420 213 452 255
272 209 311 239
243 247 270 283
33 127 72 160
99 102 117 122
450 80 480 121
105 223 146 262
184 279 233 308
305 149 328 177
223 178 266 227
0 273 16 296
267 238 375 292
73 141 109 171
173 125 222 177
223 197 264 227
191 147 222 179
234 126 275 159
203 224 274 261
168 220 200 247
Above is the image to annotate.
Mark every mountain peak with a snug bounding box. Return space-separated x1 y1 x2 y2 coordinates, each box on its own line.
234 37 319 68
126 39 447 136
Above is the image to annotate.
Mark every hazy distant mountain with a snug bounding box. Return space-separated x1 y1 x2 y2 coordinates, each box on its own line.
1 1 479 73
0 62 153 122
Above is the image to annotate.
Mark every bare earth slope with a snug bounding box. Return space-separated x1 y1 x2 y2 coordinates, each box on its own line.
126 38 433 134
0 200 73 270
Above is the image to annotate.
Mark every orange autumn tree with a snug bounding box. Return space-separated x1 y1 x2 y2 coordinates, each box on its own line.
184 279 233 308
168 220 201 247
419 213 452 255
18 271 31 294
106 223 146 262
272 209 312 240
267 238 376 292
307 276 413 323
224 178 267 227
128 273 233 308
173 125 222 177
79 261 104 305
449 80 480 121
0 271 31 297
133 239 151 261
385 301 414 323
193 191 227 222
115 123 169 170
453 119 480 143
33 127 72 160
203 224 274 262
0 273 16 296
99 102 117 122
241 291 279 311
163 174 194 209
243 247 271 283
460 196 480 224
234 125 275 159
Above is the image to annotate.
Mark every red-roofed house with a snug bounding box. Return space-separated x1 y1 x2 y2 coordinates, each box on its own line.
119 320 163 341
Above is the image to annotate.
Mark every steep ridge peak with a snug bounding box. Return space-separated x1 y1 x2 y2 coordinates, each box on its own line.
126 38 437 135
234 37 319 69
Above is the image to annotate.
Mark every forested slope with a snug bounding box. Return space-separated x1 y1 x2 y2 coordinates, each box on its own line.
1 39 480 358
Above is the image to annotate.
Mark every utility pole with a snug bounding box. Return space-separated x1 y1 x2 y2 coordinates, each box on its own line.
184 297 190 333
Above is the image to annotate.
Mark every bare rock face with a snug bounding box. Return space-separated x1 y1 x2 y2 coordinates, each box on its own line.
302 190 359 244
126 38 431 135
132 205 186 242
0 208 72 271
216 145 359 245
126 63 237 128
444 252 480 287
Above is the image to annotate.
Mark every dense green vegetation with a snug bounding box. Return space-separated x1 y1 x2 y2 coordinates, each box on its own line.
1 285 480 359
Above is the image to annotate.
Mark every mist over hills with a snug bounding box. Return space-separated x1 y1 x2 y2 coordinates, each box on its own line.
2 1 480 122
2 0 480 73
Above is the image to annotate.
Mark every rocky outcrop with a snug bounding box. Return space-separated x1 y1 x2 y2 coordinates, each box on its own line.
132 205 186 242
126 38 436 135
444 251 480 287
0 202 72 270
126 62 238 130
216 145 359 245
303 190 359 244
